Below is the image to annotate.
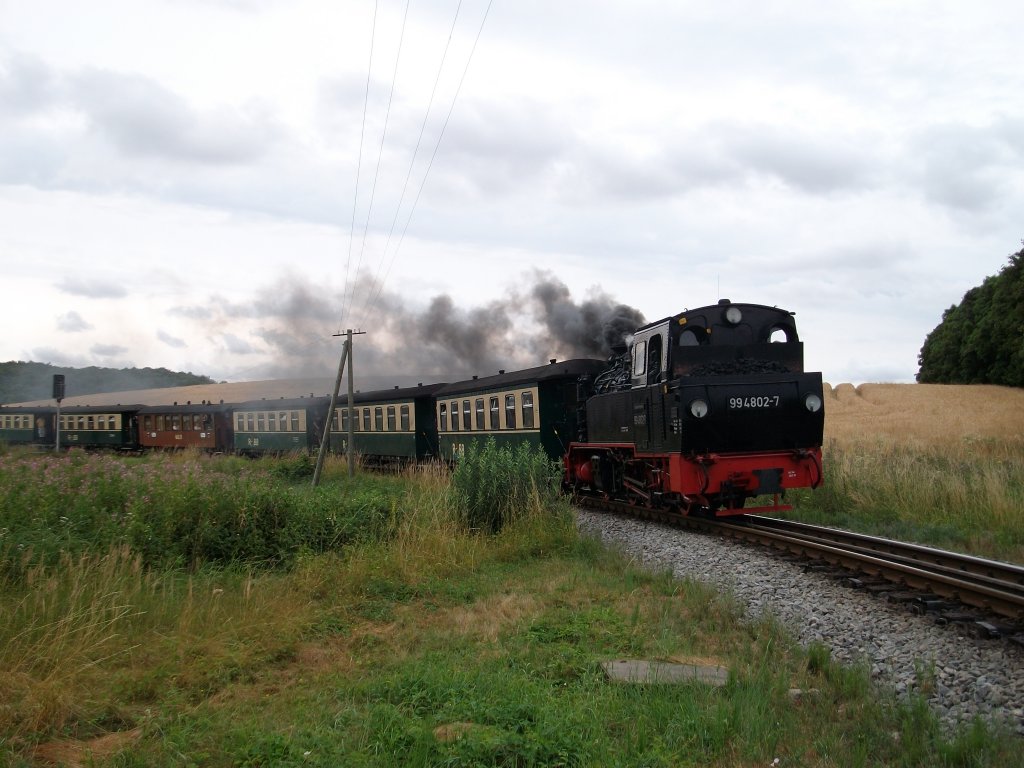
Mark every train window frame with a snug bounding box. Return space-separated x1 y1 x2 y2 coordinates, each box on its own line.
387 406 396 432
505 394 517 429
362 409 371 432
451 400 460 431
439 402 448 432
462 400 472 431
633 339 647 377
400 404 410 431
521 391 535 429
475 398 484 430
767 324 796 343
489 397 499 430
374 407 384 431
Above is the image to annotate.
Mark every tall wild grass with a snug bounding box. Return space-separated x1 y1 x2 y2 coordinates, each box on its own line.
450 437 563 533
791 439 1024 562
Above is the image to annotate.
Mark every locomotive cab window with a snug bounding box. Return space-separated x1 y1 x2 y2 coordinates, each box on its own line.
632 340 647 377
647 334 663 384
767 324 796 343
678 327 704 346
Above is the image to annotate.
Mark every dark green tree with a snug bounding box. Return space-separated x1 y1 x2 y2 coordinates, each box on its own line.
917 244 1024 387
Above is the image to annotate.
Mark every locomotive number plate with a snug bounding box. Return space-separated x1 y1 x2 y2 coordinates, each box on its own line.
728 395 781 409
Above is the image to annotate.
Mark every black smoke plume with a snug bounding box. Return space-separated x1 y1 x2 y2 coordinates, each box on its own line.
175 271 646 385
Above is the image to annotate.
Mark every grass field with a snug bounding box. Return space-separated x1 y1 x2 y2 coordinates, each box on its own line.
2 385 1023 766
786 383 1024 563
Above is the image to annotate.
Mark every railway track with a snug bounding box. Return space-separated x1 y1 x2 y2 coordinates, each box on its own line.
578 496 1024 635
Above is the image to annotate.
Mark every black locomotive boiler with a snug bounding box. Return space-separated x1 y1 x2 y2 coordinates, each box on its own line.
565 300 824 515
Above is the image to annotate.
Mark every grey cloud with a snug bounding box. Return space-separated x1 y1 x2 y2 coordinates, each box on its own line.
72 69 278 165
168 304 214 320
56 277 128 299
728 126 873 194
0 53 59 116
912 120 1024 212
157 330 187 348
91 343 129 357
57 311 93 332
220 333 258 355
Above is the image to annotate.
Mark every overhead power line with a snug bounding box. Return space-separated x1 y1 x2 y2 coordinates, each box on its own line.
359 0 494 325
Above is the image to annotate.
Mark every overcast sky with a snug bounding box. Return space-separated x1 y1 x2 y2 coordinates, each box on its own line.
1 0 1021 387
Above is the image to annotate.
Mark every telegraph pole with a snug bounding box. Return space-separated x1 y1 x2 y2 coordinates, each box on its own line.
53 374 65 452
312 329 364 486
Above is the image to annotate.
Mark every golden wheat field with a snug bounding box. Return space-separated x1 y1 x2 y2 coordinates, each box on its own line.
823 383 1024 451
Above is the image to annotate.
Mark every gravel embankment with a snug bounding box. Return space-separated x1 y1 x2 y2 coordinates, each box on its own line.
576 509 1024 735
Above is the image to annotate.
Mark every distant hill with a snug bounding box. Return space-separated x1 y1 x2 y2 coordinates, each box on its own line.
0 362 217 405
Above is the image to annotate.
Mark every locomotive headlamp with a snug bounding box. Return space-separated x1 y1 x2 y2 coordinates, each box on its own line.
689 399 709 418
804 393 823 413
724 306 743 325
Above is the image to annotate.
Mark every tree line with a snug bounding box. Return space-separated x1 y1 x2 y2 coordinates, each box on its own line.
0 361 215 404
917 244 1024 387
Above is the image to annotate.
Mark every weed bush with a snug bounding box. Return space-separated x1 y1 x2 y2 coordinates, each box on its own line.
450 437 563 533
0 453 404 577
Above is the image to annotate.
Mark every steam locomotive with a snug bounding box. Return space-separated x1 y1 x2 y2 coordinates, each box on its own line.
0 300 823 516
564 300 824 515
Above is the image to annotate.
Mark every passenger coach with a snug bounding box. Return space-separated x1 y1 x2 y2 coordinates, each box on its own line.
329 383 446 466
58 405 142 451
138 402 233 452
0 406 55 447
435 359 606 462
232 397 330 456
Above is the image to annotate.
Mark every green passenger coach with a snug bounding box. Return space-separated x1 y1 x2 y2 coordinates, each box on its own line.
58 405 141 450
0 406 55 447
232 397 330 455
435 359 606 462
328 383 447 466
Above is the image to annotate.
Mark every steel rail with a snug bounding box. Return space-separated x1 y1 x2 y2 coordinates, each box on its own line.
577 496 1024 622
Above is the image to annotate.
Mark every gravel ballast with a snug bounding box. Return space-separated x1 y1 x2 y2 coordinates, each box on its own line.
576 509 1024 735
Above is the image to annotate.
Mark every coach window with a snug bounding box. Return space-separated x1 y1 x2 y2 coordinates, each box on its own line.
489 397 500 429
505 394 517 429
87 415 94 430
78 416 86 430
522 392 535 429
451 401 460 431
462 400 472 430
400 404 410 431
439 403 448 431
633 339 647 377
374 407 384 431
475 399 484 430
340 409 348 431
360 409 369 432
256 413 265 432
387 406 396 432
